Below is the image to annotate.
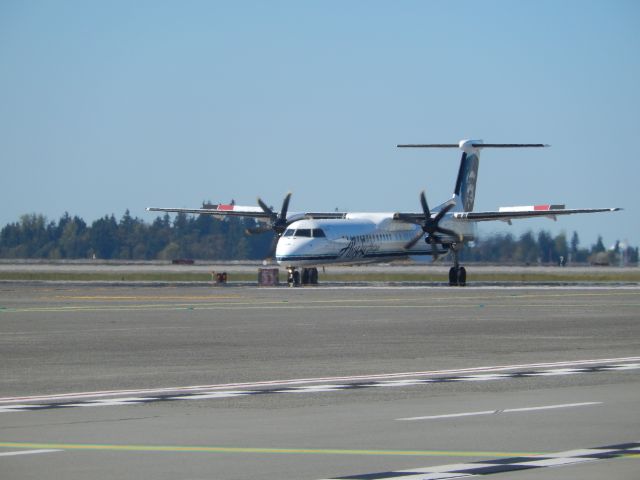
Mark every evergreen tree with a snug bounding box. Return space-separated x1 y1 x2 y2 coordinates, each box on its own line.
90 215 119 259
0 211 636 265
553 232 568 264
592 236 606 253
515 231 538 264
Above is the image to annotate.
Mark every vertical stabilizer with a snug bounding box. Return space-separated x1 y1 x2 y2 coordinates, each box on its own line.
453 140 482 212
396 140 549 214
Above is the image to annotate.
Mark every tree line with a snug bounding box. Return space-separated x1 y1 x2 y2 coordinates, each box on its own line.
0 211 272 261
0 211 637 265
460 230 638 266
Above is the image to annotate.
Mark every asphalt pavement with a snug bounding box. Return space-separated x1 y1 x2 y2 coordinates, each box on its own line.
0 283 638 479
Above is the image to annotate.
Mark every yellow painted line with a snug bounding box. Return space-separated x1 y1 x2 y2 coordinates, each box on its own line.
0 442 542 457
51 292 640 302
192 302 640 310
51 295 242 300
3 290 639 313
19 291 640 310
1 442 637 461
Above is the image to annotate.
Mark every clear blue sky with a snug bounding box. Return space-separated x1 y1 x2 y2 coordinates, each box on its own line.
1 0 638 248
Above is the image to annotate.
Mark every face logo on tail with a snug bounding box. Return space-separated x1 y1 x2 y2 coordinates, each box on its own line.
460 153 479 212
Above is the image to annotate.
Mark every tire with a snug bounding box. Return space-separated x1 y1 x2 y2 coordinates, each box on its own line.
310 268 318 285
292 270 300 286
457 267 467 286
301 268 310 285
449 267 458 286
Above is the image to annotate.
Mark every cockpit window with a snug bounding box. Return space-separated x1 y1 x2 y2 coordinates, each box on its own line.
283 229 294 237
312 229 326 238
295 229 311 237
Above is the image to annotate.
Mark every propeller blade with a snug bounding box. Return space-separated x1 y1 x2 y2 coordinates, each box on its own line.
406 189 465 259
245 225 272 235
425 234 442 260
404 230 424 250
433 203 455 223
254 193 294 240
420 190 431 218
436 226 463 242
279 192 292 221
257 197 275 217
266 234 279 260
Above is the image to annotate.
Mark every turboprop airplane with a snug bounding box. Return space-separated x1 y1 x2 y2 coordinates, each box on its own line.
147 140 621 286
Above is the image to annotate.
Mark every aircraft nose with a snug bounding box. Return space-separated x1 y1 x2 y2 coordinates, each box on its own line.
275 237 316 265
275 237 296 262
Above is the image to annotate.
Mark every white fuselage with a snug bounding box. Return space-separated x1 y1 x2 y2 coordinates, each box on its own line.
275 213 475 267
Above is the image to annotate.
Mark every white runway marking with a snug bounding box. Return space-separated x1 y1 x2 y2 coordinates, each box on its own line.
277 384 351 393
64 397 160 407
323 441 640 479
2 363 634 414
0 449 61 457
1 356 637 405
167 391 255 400
398 402 602 421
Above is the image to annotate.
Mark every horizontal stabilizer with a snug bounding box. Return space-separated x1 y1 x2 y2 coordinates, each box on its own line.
397 143 549 148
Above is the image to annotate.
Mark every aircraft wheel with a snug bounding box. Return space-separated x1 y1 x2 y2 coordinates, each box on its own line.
457 267 467 286
292 270 300 286
310 268 318 285
301 268 310 285
448 267 458 286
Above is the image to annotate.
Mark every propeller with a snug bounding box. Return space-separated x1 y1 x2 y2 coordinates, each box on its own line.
245 192 292 259
404 191 462 257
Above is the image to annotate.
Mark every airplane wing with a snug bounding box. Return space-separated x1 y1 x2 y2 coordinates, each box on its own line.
453 205 621 222
146 204 271 219
146 204 346 221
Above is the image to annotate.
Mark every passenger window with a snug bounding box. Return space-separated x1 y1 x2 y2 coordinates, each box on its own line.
312 229 326 238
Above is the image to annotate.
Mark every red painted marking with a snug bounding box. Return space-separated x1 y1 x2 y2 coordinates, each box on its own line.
216 204 234 211
534 205 551 211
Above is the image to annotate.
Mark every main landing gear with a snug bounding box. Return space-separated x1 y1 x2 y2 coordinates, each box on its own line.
447 244 466 287
287 267 318 287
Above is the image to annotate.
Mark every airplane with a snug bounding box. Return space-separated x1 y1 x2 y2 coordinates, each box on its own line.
147 139 621 286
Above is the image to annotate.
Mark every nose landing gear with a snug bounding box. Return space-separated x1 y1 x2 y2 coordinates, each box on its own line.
287 267 319 287
287 268 300 287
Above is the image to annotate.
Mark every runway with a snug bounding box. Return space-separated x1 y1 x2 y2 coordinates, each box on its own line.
0 284 638 479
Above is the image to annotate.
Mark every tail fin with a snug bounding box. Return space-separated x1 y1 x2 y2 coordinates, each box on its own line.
397 140 549 213
453 143 481 212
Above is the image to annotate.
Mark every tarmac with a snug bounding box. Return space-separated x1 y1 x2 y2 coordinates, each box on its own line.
0 259 636 276
0 283 638 479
